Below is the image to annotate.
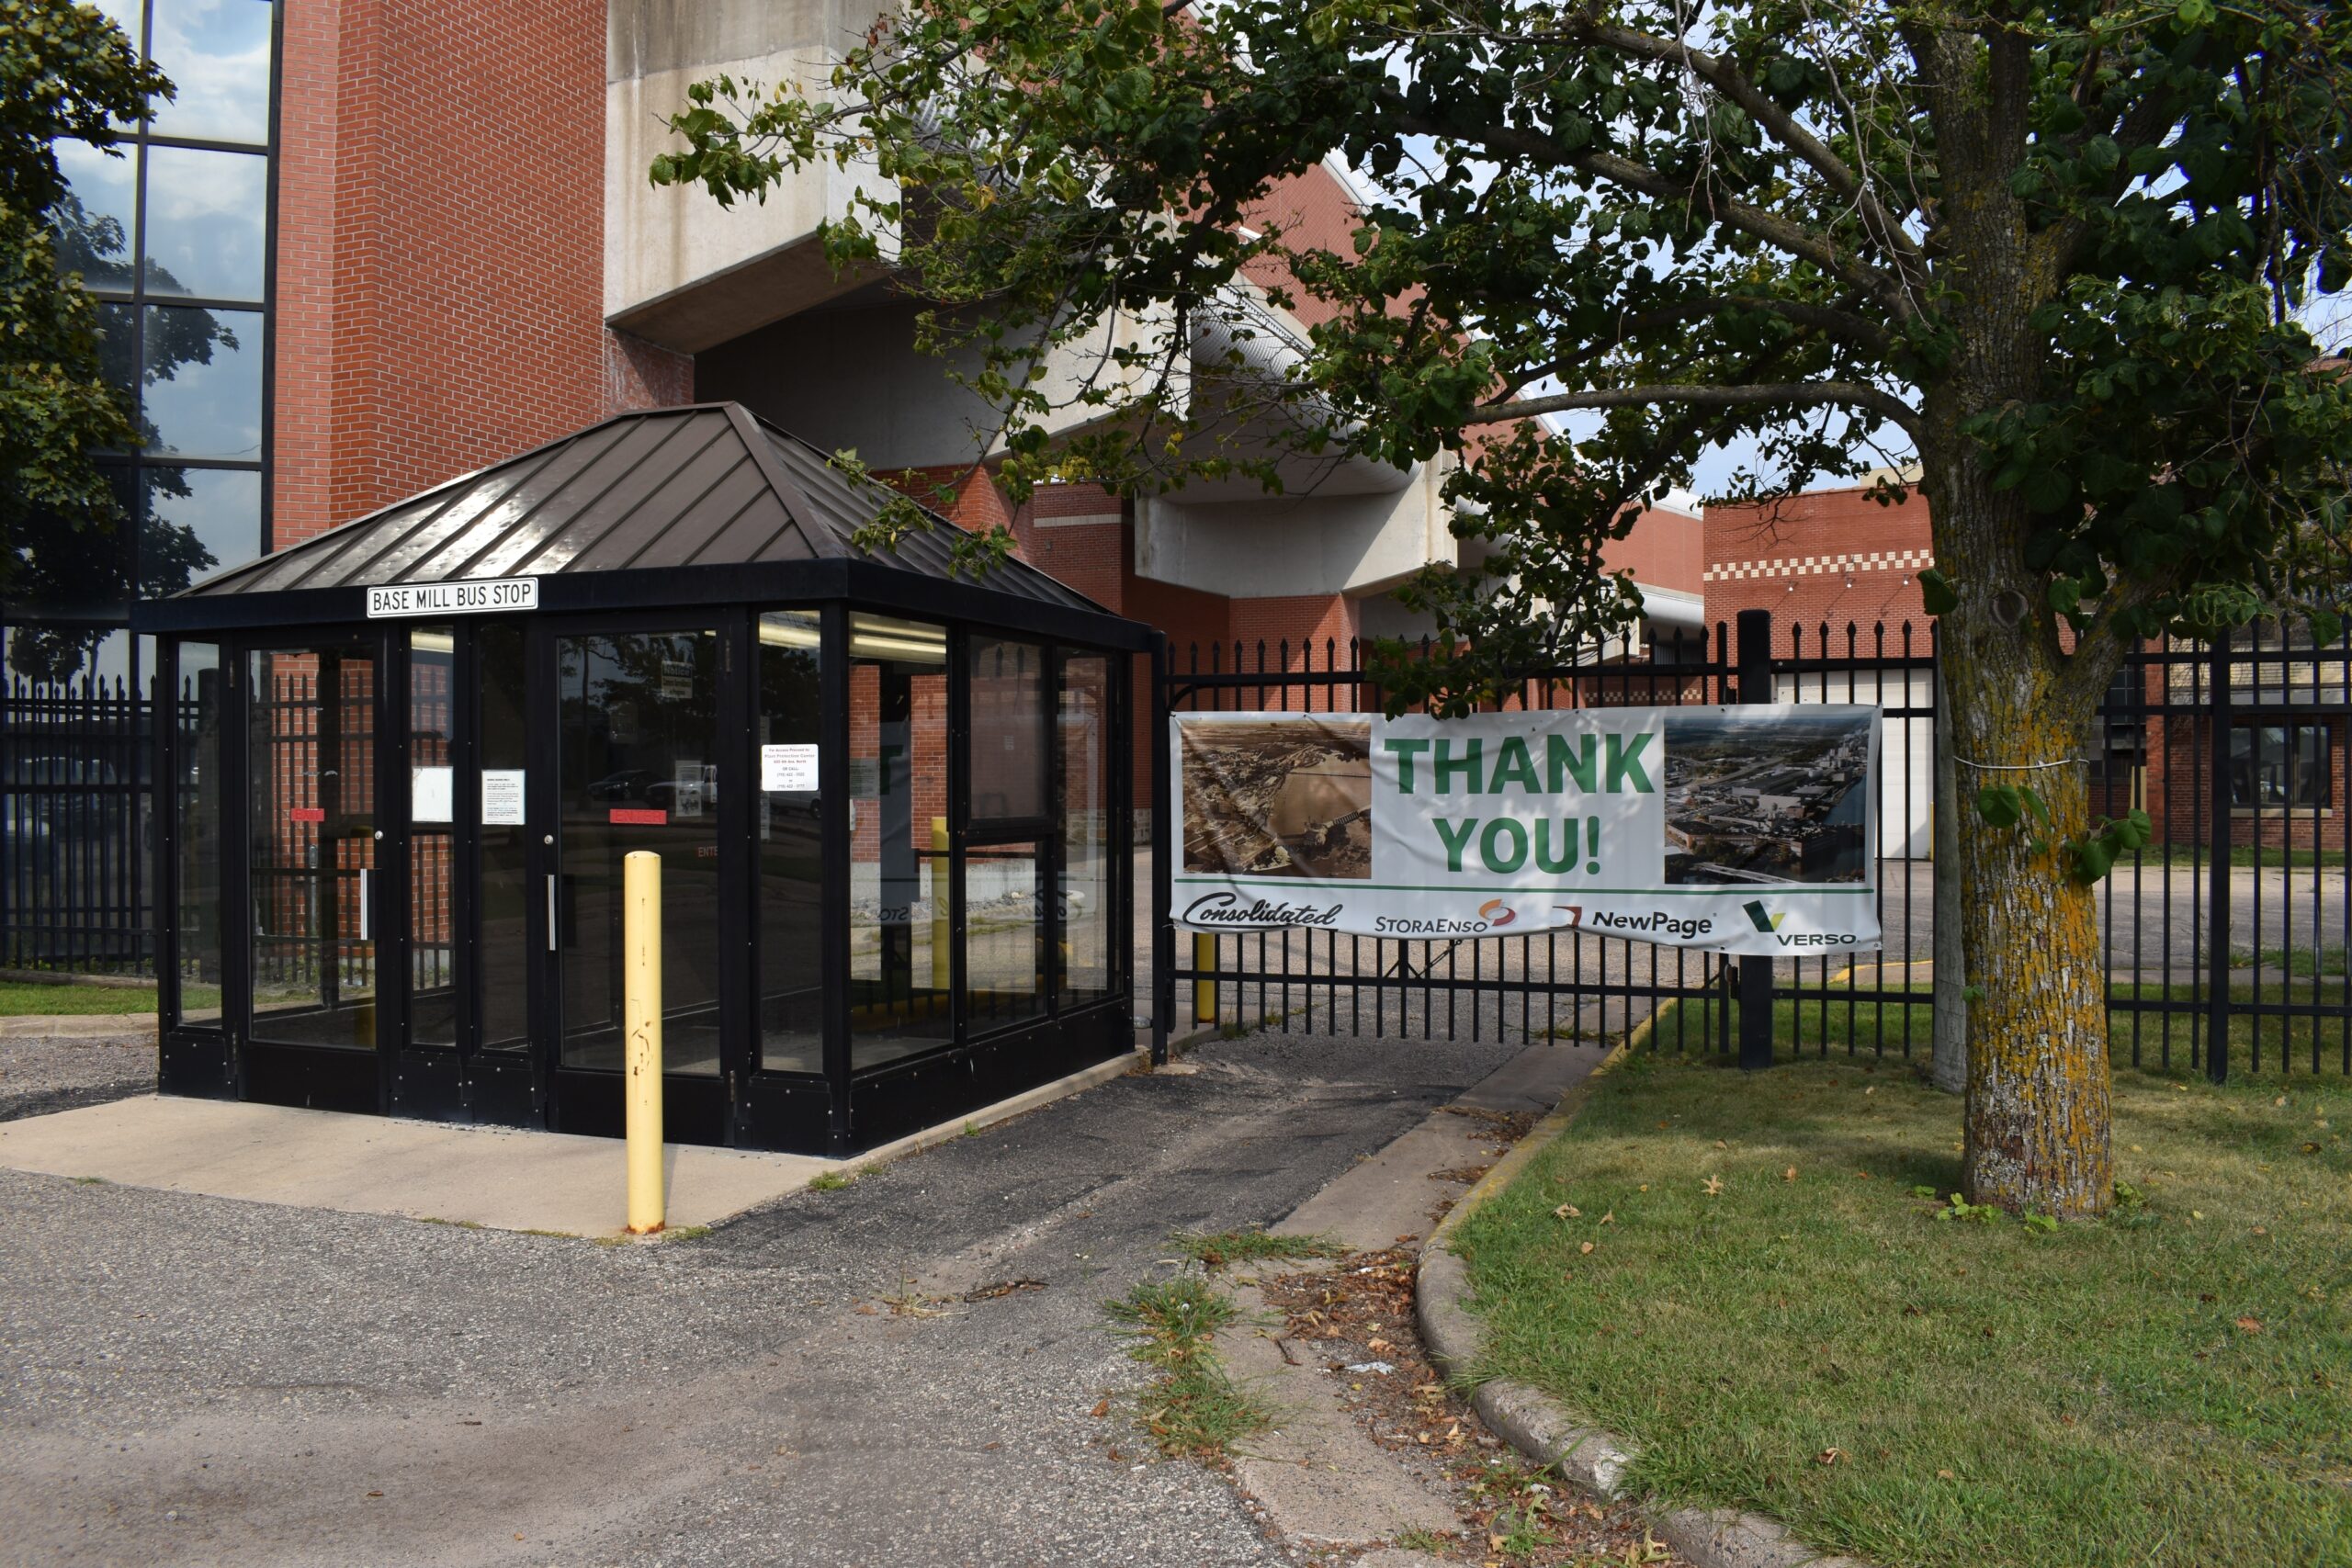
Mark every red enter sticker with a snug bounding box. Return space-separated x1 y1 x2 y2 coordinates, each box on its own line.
289 807 326 822
609 807 667 825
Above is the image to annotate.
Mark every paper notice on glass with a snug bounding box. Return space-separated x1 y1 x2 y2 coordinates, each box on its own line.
762 743 820 792
481 769 526 826
672 761 706 819
412 765 454 823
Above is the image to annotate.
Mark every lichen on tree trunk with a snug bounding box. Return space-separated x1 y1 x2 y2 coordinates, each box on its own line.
1929 450 2116 1219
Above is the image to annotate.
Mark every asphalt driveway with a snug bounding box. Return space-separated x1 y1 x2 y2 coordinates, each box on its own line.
0 1027 1543 1567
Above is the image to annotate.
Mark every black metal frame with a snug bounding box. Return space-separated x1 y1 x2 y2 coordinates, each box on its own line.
145 580 1146 1153
1152 615 2351 1080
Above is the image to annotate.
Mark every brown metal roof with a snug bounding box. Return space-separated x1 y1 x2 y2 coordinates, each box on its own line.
182 403 1107 614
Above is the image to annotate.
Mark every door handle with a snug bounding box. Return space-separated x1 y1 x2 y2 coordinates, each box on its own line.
546 874 558 952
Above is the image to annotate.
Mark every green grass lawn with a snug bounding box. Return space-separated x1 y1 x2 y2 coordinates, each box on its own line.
2155 844 2346 870
1659 981 2351 1084
1453 1016 2352 1568
0 981 216 1017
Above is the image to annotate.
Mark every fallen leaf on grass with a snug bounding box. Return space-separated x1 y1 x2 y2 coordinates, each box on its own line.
1783 1167 1798 1182
2237 1317 2264 1334
1579 1241 1597 1256
1090 1399 1110 1417
1702 1176 1725 1196
1816 1448 1845 1466
1936 1468 1955 1480
1599 1211 1614 1224
1555 1202 1581 1219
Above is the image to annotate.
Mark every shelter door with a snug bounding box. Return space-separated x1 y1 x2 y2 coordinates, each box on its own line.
541 622 736 1144
242 637 384 1113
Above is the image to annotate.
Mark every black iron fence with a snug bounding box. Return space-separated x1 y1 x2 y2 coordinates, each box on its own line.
7 616 2347 1081
1151 613 2352 1079
1 673 161 976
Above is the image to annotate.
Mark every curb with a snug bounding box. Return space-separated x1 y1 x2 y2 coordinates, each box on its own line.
1415 1009 1876 1568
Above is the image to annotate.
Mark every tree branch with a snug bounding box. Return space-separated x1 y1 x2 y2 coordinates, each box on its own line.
1499 293 1892 396
1568 18 1931 289
1473 380 1923 439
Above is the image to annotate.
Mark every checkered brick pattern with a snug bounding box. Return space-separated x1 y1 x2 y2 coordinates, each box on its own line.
1704 548 1934 582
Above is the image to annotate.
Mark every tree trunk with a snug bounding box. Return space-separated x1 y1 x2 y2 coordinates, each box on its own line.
1928 460 2115 1218
1929 655 1968 1094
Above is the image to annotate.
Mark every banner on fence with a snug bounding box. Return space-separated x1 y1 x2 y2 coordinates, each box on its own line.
1171 706 1882 955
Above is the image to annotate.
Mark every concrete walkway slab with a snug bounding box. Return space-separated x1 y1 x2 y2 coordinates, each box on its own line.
1224 1283 1462 1546
1274 1041 1602 1252
0 1096 831 1236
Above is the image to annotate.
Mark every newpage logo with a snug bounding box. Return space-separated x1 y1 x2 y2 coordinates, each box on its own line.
1184 892 1344 931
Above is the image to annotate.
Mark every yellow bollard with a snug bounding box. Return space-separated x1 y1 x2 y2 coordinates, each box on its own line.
623 850 665 1235
1193 931 1216 1025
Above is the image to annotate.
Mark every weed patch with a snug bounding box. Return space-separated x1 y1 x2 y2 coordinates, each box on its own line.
1103 1276 1269 1460
1170 1225 1348 1270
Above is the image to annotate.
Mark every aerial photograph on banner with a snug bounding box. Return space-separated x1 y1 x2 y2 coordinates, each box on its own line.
1180 717 1373 880
1662 708 1872 885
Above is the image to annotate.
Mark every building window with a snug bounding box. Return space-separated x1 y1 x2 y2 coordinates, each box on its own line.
48 1 276 626
2229 725 2333 811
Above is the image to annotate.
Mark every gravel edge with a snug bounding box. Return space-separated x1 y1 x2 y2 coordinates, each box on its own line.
1414 1034 1879 1568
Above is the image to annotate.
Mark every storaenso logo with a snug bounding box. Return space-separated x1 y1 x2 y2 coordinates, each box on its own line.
1479 898 1519 928
1183 892 1344 931
1743 900 1786 933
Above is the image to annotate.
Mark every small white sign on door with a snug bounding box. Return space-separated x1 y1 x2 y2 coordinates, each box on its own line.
481 769 526 826
411 765 454 823
761 743 820 792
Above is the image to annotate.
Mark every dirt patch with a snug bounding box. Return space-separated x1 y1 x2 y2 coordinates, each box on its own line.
1258 1249 1687 1564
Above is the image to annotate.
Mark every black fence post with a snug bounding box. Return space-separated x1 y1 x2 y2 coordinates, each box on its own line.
1149 633 1173 1066
2207 637 2232 1083
1737 608 1776 1070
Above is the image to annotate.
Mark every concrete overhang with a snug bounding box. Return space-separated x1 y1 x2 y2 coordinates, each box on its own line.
607 234 888 355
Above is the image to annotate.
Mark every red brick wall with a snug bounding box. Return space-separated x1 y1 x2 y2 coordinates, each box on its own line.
1600 504 1705 597
273 0 618 547
2141 715 2347 852
1704 486 1936 656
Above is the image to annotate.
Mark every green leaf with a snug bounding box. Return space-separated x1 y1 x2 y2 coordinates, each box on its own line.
1918 569 1959 617
1976 785 2023 829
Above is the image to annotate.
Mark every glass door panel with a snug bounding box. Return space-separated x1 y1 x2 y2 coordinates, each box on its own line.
554 629 723 1076
407 628 457 1045
477 622 532 1054
846 617 953 1071
246 641 378 1047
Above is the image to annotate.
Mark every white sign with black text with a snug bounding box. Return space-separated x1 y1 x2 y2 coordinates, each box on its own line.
366 578 539 619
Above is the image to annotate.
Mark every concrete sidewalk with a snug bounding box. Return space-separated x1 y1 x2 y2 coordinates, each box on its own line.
0 1096 833 1235
0 1049 1147 1236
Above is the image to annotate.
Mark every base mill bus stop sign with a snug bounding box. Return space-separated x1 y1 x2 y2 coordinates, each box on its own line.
1170 706 1884 956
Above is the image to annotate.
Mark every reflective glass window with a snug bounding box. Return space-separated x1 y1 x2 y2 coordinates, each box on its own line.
147 0 275 144
53 141 140 290
142 305 261 458
757 611 824 1074
141 145 266 300
408 628 457 1046
144 467 261 589
965 840 1045 1032
247 641 379 1049
94 304 139 442
171 640 226 1025
477 622 530 1052
848 615 952 1072
1058 655 1114 1008
968 636 1046 820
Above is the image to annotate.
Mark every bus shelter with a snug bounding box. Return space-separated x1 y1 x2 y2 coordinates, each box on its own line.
134 403 1146 1154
